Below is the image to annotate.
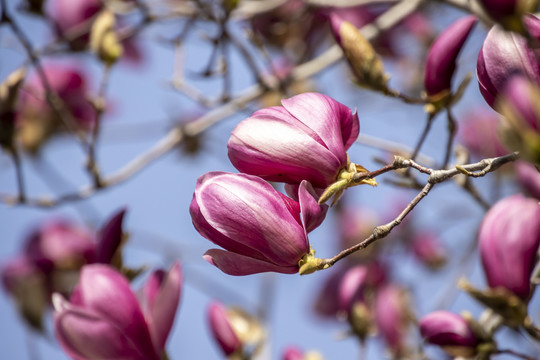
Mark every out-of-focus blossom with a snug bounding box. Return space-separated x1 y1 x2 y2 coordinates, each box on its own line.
190 172 327 275
478 0 539 31
1 209 126 330
250 0 322 54
338 207 379 261
419 311 480 357
477 15 540 108
411 232 446 269
47 0 143 64
424 16 476 102
48 0 103 50
208 301 241 357
374 284 411 356
496 75 540 163
282 346 324 360
228 93 359 190
479 194 540 300
516 161 540 199
16 64 95 153
458 108 508 159
53 263 182 360
338 263 385 313
208 301 264 358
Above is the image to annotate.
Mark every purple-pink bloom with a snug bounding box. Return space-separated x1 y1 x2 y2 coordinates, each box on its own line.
477 15 540 108
411 232 446 268
227 93 359 190
53 263 182 360
207 301 242 356
516 162 540 200
479 194 540 300
424 15 476 99
282 346 304 360
458 108 508 159
374 284 409 355
190 172 327 275
419 311 479 348
47 0 102 50
498 75 540 131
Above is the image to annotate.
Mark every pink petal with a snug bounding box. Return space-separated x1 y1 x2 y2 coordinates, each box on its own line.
142 263 182 350
96 208 126 264
298 180 328 234
204 249 298 276
207 301 241 356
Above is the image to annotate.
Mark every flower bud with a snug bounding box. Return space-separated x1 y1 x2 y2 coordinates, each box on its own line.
458 108 508 159
208 301 264 358
479 0 539 32
0 68 25 150
374 284 411 356
419 311 480 357
90 9 123 65
496 75 540 163
16 64 95 153
48 0 103 50
477 15 540 108
190 172 327 275
424 16 476 102
282 346 324 360
411 232 446 269
516 161 540 200
479 194 540 300
329 14 389 91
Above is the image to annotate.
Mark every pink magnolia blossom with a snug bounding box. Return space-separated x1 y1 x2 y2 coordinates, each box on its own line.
374 284 410 355
419 311 479 355
53 263 182 360
190 172 327 275
1 209 126 329
516 162 540 200
411 232 446 268
479 194 540 300
477 15 540 108
424 16 476 99
228 93 359 189
458 108 508 159
207 301 242 356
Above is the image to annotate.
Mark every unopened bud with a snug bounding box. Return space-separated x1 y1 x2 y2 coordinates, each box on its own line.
90 10 123 65
330 15 389 92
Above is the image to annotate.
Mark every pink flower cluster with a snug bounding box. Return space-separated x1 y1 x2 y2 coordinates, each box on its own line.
190 92 362 275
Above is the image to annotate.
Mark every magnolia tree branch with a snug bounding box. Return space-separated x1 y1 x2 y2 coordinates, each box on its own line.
0 0 426 207
316 152 519 270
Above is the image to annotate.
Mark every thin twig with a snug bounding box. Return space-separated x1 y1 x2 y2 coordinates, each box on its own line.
313 153 519 269
10 148 25 202
442 106 457 169
0 0 426 207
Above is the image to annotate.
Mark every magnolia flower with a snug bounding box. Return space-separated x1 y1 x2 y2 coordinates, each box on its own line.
458 108 508 159
47 0 103 50
478 0 539 30
16 64 95 153
1 209 126 330
207 301 264 358
479 194 540 300
190 172 327 275
410 232 446 268
419 311 480 357
516 162 540 200
424 16 476 101
228 93 370 197
496 75 540 163
477 15 540 108
374 285 411 355
282 346 324 360
53 263 182 360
